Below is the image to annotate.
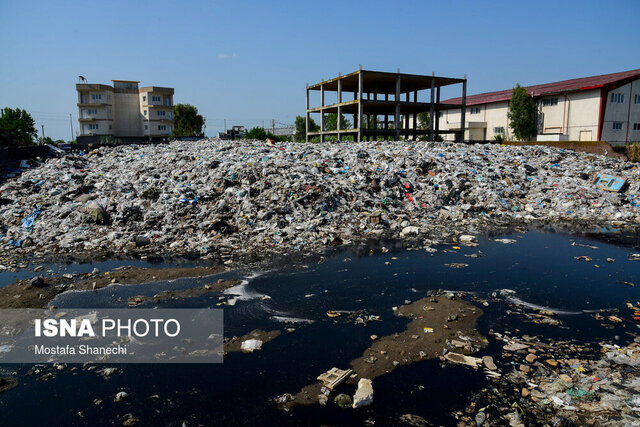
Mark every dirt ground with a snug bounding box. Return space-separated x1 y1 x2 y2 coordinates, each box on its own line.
0 265 225 309
284 293 485 408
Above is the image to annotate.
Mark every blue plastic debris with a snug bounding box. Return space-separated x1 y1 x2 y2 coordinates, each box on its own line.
21 208 42 229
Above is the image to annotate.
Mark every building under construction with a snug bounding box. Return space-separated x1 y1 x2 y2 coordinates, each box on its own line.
306 69 467 142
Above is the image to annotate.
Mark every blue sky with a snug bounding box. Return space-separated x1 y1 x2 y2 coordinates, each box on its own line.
1 0 639 140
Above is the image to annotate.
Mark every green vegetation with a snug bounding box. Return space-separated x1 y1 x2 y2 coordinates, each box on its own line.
0 107 37 147
245 127 291 142
494 134 505 143
626 143 640 162
324 113 351 131
294 115 319 141
417 111 430 130
507 84 537 141
172 104 205 138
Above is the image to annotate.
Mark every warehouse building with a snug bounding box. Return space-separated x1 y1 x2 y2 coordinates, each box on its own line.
439 69 640 145
76 80 174 143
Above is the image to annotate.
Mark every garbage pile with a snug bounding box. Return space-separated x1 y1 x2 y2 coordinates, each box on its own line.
1 139 639 263
455 333 640 426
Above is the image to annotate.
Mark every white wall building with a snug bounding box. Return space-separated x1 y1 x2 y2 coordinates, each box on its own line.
77 80 174 142
438 69 640 145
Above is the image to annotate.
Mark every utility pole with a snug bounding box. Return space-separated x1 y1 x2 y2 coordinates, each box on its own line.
69 114 74 142
41 125 45 143
272 119 275 134
224 119 227 132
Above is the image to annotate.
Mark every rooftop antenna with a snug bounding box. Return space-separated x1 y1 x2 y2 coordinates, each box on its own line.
359 64 362 70
78 75 87 83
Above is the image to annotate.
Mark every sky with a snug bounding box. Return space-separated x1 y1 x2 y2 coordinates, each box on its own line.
1 0 639 140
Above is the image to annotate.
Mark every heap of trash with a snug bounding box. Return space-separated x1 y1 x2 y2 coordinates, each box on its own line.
1 139 639 263
454 334 640 426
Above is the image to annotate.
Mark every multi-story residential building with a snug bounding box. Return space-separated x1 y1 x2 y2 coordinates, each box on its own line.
76 80 174 143
437 69 640 145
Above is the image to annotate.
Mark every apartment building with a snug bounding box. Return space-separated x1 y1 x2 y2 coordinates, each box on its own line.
76 80 174 143
438 69 640 145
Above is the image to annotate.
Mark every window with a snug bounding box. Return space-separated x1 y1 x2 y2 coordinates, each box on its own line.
143 96 146 102
168 126 172 133
109 124 112 130
91 93 102 100
634 123 640 130
158 125 166 131
143 110 147 116
144 125 148 130
157 110 166 117
635 94 640 104
152 96 161 102
613 122 623 130
493 127 505 134
88 108 97 115
89 124 99 130
469 107 480 114
611 93 624 103
167 112 172 119
542 98 558 107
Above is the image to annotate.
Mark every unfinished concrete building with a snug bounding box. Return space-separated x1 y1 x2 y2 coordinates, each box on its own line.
306 69 467 142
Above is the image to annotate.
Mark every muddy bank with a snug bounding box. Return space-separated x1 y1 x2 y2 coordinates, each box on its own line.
0 265 225 309
224 329 282 354
282 291 485 409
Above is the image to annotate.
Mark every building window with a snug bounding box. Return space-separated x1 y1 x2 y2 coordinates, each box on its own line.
611 93 624 103
469 107 480 114
158 125 166 131
143 96 146 102
91 93 102 100
635 94 640 104
494 127 505 134
144 125 148 130
542 98 558 106
613 122 623 130
168 126 172 133
152 96 161 102
109 124 112 130
88 108 98 115
89 124 99 130
634 123 640 130
157 110 166 117
144 110 147 116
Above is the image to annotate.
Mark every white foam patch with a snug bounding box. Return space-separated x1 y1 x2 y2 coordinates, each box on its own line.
224 280 270 306
271 315 314 324
505 295 583 315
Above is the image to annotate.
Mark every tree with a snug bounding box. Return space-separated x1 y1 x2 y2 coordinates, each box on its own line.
507 84 536 141
294 115 319 141
324 113 351 131
0 107 37 147
172 104 205 138
245 127 268 140
417 111 430 130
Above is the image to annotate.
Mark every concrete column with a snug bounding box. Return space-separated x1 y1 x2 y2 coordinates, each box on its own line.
429 75 435 141
394 75 401 141
357 71 363 143
320 84 325 142
435 87 441 139
460 78 467 143
305 86 310 143
337 79 342 140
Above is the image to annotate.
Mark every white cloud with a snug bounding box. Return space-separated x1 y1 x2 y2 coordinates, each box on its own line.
217 53 238 60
